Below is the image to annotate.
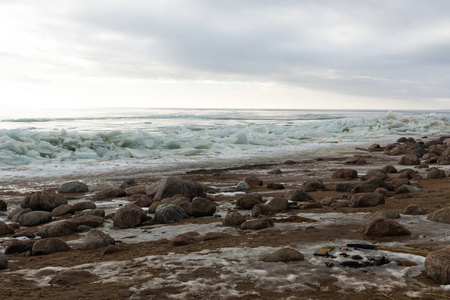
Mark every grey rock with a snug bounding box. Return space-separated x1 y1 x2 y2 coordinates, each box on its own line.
32 238 71 255
154 203 189 224
58 181 89 193
21 191 67 212
236 181 252 191
113 204 147 229
404 204 426 215
38 220 77 238
82 229 115 250
19 211 52 227
427 207 450 224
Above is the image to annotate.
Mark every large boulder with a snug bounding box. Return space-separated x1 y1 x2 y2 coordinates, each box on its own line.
427 207 450 224
332 169 358 179
147 177 204 201
244 176 263 188
58 181 89 193
236 181 252 192
113 204 147 229
0 221 15 236
302 179 325 192
72 201 97 212
51 204 75 217
19 211 52 227
425 246 450 284
358 216 411 236
260 248 304 262
153 203 189 224
240 218 274 230
223 211 246 227
335 183 356 192
187 197 216 217
93 188 126 200
351 193 385 208
265 197 289 212
0 253 7 270
236 195 261 209
38 220 77 238
82 229 115 250
21 191 67 212
399 154 420 165
32 238 71 255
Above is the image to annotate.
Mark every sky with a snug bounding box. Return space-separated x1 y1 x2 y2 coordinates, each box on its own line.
1 0 450 110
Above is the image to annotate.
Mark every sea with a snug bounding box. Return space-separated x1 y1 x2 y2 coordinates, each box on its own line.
0 107 449 181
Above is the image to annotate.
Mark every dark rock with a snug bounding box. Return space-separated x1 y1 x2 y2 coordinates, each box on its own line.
265 197 289 212
427 168 447 179
236 181 252 191
399 154 420 165
5 240 35 254
130 194 153 207
427 207 450 224
21 191 67 212
0 199 6 211
320 197 337 207
284 190 314 202
82 229 115 250
335 183 356 192
0 221 15 236
187 197 216 217
58 181 89 193
19 211 52 227
75 209 106 218
93 188 126 200
382 165 398 173
267 182 285 190
12 231 35 239
236 195 261 209
302 179 325 192
398 169 422 180
397 137 408 143
113 204 147 229
390 145 407 155
283 160 296 164
302 202 323 209
332 169 358 179
203 232 233 241
425 245 450 284
388 177 410 189
72 201 96 212
368 144 382 152
32 238 71 255
240 218 274 230
359 216 411 236
345 156 367 165
38 220 77 238
404 204 426 215
351 193 384 208
148 201 161 213
0 253 7 270
374 188 391 198
154 203 188 224
120 179 138 189
170 232 199 246
51 204 75 217
244 176 263 188
72 215 104 228
267 168 282 174
224 211 246 227
412 147 427 158
148 177 205 201
77 225 91 233
124 185 147 196
251 204 275 218
260 248 304 262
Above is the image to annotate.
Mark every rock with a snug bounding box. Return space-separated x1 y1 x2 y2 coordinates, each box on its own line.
120 179 138 189
332 169 358 179
302 202 323 209
223 211 246 227
399 154 420 165
374 188 391 198
72 215 104 228
412 147 427 158
345 156 367 165
0 253 7 270
21 191 67 212
0 221 15 236
390 145 407 155
244 176 263 188
236 195 261 209
284 190 314 202
388 177 410 189
236 181 252 191
351 193 385 208
267 183 285 190
170 232 199 246
365 210 400 220
404 204 426 215
368 144 382 152
93 188 126 200
51 204 75 217
130 194 153 207
398 169 422 179
395 185 424 194
32 238 71 255
75 209 106 218
102 245 123 256
397 137 408 143
0 199 6 211
82 229 115 250
427 207 450 224
12 231 35 239
154 203 188 224
320 197 337 207
382 165 398 173
353 176 390 193
19 211 52 227
335 183 356 192
148 177 204 201
187 197 216 217
203 232 233 241
5 240 35 254
283 160 296 164
148 201 161 213
161 196 190 214
72 201 96 212
240 218 274 230
427 168 447 179
58 181 89 193
38 220 77 238
260 248 304 262
113 204 147 229
425 246 450 284
49 270 97 285
359 216 411 236
77 225 91 233
267 168 282 174
302 179 325 192
265 197 289 212
125 185 147 196
251 205 275 218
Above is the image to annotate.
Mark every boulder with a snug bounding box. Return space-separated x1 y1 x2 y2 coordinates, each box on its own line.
58 181 89 193
236 195 261 209
267 183 285 190
427 207 450 224
267 168 282 174
236 181 251 191
203 232 233 241
388 177 410 189
244 176 263 188
358 216 411 236
0 221 15 236
265 197 289 212
427 168 447 179
113 204 147 229
170 232 199 246
72 201 96 212
72 215 104 228
120 179 138 189
148 177 204 201
21 191 67 212
32 238 71 255
19 211 52 227
38 220 77 238
240 218 274 230
345 156 367 165
251 204 275 218
403 204 426 215
124 185 147 196
74 209 106 218
425 246 450 284
374 188 391 198
382 165 398 173
187 197 216 217
260 248 304 262
390 145 407 155
302 202 323 209
148 201 161 213
332 169 358 179
49 270 97 285
82 229 115 250
365 210 400 220
284 190 314 202
51 204 75 217
153 203 188 224
5 240 35 254
353 176 391 193
0 199 6 211
368 144 382 152
93 188 126 200
335 183 356 192
399 154 420 165
398 169 422 179
223 211 246 227
351 193 385 208
130 194 153 207
0 253 7 270
320 197 337 207
302 179 325 192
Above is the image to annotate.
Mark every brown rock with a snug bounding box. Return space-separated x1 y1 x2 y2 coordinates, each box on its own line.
388 177 410 189
82 229 115 250
130 194 153 207
351 193 384 208
170 232 199 246
0 221 15 236
251 204 275 218
223 211 246 227
399 154 420 165
187 197 216 217
148 201 161 213
32 238 71 255
345 156 367 165
404 204 426 215
359 216 411 236
267 183 285 190
51 204 75 217
267 168 282 174
5 240 35 254
0 199 6 211
332 169 358 179
113 204 147 229
368 144 383 152
72 215 104 228
244 176 263 188
284 190 314 202
260 248 304 262
240 218 274 230
302 202 323 209
427 207 450 224
425 245 450 284
93 188 126 200
21 191 67 212
320 197 337 207
202 232 232 241
365 210 400 220
49 270 97 285
382 165 398 173
302 179 325 192
38 220 77 238
236 195 261 209
124 185 147 196
427 168 447 179
374 188 391 198
265 197 289 212
72 201 96 212
147 177 204 201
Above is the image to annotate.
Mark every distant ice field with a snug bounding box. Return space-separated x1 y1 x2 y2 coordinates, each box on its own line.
0 107 449 179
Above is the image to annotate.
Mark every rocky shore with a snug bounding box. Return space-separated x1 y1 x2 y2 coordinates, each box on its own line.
0 136 449 299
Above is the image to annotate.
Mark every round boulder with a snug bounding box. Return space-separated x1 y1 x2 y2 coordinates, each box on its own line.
154 203 188 224
358 216 411 236
0 221 15 236
240 218 274 230
223 211 246 227
32 238 71 255
302 179 325 192
425 245 450 284
113 204 147 229
38 220 77 238
236 195 261 209
21 191 67 212
265 197 289 212
58 181 89 193
351 193 385 208
187 197 216 217
72 201 96 212
19 211 52 227
332 169 358 179
0 253 7 270
427 207 450 224
82 229 115 250
403 204 426 215
51 204 75 217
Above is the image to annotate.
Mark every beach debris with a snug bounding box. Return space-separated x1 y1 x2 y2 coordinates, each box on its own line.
425 245 450 284
113 204 147 229
260 248 304 262
58 181 89 193
240 218 274 230
82 229 115 250
427 207 450 224
21 191 68 212
32 238 71 255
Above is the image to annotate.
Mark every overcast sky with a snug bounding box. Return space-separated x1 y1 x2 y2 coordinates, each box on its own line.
1 0 450 109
